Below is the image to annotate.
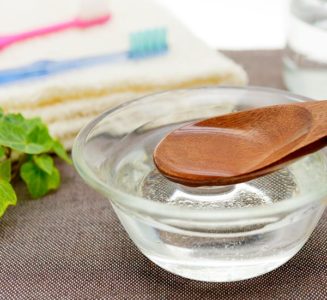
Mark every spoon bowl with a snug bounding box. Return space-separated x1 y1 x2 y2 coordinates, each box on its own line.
154 101 327 186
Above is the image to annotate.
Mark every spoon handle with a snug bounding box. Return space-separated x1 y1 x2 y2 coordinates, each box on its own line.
298 100 327 142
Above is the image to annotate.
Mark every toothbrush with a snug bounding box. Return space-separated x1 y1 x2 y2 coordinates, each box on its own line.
0 28 168 85
0 0 111 51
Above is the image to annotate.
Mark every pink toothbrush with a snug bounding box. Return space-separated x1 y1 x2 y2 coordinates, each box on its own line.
0 0 111 51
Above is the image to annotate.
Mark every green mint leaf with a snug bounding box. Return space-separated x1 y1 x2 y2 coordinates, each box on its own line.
0 179 17 218
20 161 48 198
0 146 5 159
33 155 54 175
0 114 53 154
20 160 60 199
0 110 69 205
52 141 72 164
0 160 11 182
25 123 53 153
47 166 60 190
4 112 24 122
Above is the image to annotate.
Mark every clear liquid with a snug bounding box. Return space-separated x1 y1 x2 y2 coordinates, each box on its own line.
283 1 327 99
104 124 326 208
100 123 327 281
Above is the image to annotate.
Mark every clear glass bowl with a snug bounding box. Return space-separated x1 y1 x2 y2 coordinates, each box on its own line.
73 87 327 282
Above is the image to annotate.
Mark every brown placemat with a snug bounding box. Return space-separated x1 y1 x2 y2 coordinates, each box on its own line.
0 51 326 300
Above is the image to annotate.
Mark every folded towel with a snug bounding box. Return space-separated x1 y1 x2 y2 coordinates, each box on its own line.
0 0 247 148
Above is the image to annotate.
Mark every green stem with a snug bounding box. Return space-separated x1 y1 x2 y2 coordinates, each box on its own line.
5 147 11 159
11 154 27 181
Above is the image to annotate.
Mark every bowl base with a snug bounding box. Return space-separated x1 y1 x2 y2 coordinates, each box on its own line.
145 247 303 282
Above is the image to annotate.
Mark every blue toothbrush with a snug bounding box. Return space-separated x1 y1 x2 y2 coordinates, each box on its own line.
0 28 168 85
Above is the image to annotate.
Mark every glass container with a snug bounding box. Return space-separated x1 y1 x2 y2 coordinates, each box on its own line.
283 0 327 99
73 87 327 282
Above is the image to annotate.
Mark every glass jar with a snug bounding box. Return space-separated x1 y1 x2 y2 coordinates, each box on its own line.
283 0 327 99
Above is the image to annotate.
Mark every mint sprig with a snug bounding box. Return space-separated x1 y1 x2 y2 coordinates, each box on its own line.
0 109 71 218
0 180 17 217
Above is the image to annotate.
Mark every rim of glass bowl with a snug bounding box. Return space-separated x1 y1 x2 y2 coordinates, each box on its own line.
73 86 327 221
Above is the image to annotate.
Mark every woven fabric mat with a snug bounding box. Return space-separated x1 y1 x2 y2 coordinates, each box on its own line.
0 50 326 300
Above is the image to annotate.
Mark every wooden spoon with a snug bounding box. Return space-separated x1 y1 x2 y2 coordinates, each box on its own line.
153 100 327 186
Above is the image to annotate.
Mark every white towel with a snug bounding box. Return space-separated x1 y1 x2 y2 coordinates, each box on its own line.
0 0 247 148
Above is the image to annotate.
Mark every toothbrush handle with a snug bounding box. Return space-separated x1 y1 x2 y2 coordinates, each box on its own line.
0 14 110 50
0 52 127 84
46 53 127 71
0 61 51 84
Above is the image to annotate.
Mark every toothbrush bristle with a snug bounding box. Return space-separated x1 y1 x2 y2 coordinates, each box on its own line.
78 0 109 19
129 28 168 58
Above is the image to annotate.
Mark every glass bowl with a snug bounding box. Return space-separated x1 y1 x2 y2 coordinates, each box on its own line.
73 87 327 282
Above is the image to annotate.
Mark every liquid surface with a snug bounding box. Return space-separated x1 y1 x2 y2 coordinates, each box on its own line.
101 123 327 209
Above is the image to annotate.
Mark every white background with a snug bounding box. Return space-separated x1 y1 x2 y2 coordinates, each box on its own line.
157 0 291 49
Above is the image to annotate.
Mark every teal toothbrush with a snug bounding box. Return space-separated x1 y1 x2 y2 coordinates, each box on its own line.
0 28 168 85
